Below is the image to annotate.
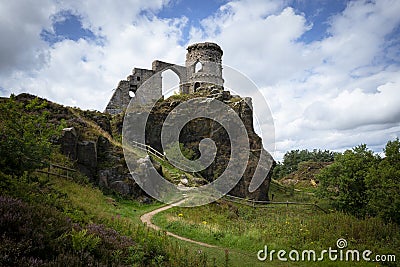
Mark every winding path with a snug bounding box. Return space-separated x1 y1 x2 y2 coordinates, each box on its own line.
140 199 217 248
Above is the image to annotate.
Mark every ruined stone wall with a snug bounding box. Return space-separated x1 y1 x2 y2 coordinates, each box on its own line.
105 42 225 114
105 68 156 114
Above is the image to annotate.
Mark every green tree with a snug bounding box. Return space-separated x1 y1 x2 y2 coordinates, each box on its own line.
0 96 55 176
317 144 379 217
365 139 400 224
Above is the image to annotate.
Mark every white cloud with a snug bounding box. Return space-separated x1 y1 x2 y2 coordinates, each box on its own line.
1 0 188 110
303 81 400 130
56 0 168 35
192 2 314 85
187 0 400 159
0 0 55 74
1 0 399 160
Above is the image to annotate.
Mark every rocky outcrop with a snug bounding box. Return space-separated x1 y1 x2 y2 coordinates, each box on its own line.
76 141 97 179
58 86 275 200
60 127 78 160
59 127 145 197
60 128 97 180
96 135 145 196
144 86 275 200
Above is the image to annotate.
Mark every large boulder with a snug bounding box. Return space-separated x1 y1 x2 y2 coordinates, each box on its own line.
60 127 78 160
76 140 97 180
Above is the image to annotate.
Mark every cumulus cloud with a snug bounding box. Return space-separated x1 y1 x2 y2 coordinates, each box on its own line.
303 82 400 130
0 0 55 74
1 0 188 109
191 1 314 85
186 0 400 158
0 0 399 160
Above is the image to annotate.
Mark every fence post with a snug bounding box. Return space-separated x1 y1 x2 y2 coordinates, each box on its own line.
47 163 51 178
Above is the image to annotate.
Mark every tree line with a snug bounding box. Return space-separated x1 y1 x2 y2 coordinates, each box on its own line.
272 140 400 224
273 149 338 179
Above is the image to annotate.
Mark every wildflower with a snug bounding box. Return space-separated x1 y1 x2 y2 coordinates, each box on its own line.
202 221 207 225
178 213 183 217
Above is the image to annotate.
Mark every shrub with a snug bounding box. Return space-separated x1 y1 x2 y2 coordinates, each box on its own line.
0 96 57 176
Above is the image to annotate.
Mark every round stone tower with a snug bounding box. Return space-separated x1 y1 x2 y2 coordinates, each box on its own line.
183 42 224 94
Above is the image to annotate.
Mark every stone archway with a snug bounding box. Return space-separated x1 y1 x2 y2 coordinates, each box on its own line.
151 60 187 85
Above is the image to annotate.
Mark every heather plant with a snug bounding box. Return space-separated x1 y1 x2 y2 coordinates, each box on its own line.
0 195 72 265
85 223 137 263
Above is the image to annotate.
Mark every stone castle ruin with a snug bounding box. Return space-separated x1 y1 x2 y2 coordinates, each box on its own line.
105 42 224 114
105 42 275 200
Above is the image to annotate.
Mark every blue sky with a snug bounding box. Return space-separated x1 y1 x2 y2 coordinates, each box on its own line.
1 0 399 160
158 0 229 43
36 1 350 46
40 11 97 44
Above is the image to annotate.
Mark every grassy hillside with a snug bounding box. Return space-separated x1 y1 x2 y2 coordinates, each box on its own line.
0 94 213 266
1 94 399 266
153 194 399 266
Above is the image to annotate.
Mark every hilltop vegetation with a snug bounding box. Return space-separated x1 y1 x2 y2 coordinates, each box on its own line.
0 95 62 176
272 149 337 180
0 94 399 266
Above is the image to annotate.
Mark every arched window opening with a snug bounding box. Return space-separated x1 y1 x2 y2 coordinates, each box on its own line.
194 82 200 92
162 69 180 98
195 61 202 73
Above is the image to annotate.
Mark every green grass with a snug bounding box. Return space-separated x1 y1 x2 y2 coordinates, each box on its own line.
52 175 161 222
42 169 351 266
49 175 275 266
152 198 399 266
